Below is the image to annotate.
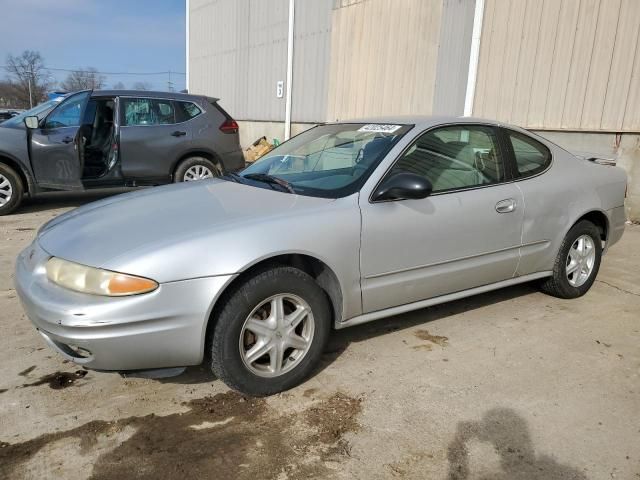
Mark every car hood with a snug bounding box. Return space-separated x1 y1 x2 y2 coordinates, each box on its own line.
37 179 336 281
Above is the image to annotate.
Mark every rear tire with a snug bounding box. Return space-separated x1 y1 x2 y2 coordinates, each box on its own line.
210 266 331 396
540 220 602 299
0 163 24 216
174 156 221 183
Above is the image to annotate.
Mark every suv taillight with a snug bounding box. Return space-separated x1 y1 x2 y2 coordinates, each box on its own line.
220 119 239 134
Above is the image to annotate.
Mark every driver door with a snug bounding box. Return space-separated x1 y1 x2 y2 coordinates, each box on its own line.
359 124 524 313
29 90 91 189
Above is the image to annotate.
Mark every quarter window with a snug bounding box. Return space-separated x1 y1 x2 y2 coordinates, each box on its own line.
507 130 551 177
389 125 505 193
175 101 202 122
121 98 176 126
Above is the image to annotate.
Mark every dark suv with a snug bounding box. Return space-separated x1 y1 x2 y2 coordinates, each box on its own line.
0 90 243 215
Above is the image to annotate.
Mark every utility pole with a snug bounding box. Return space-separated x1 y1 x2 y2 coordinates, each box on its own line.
27 70 33 108
167 70 174 92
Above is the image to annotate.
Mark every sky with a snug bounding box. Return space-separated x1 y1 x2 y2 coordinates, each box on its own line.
0 0 186 92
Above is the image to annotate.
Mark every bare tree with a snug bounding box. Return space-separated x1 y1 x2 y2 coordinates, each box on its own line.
132 81 152 91
0 81 22 108
4 50 53 108
112 81 126 90
60 67 106 91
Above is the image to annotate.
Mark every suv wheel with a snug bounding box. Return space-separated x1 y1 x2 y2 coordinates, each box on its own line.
540 220 602 299
0 163 24 216
210 266 331 396
175 157 221 183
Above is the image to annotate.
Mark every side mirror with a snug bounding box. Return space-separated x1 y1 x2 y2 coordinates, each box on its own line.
24 116 39 129
372 172 433 201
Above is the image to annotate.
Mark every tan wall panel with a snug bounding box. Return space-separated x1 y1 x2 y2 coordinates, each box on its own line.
580 0 621 129
326 0 442 121
561 0 600 128
602 0 640 130
510 0 544 126
525 0 562 128
474 0 640 132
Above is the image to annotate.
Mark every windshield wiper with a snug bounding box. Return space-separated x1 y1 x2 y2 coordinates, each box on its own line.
220 171 244 183
243 173 296 194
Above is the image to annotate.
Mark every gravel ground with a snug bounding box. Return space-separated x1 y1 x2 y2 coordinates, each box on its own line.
0 190 639 479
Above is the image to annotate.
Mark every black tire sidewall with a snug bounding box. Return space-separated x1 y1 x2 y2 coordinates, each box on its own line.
174 157 221 183
211 267 331 396
555 221 603 297
0 163 23 216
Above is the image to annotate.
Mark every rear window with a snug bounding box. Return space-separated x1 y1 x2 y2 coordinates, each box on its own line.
507 130 551 177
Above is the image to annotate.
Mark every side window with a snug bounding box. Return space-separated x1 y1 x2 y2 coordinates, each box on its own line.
507 130 551 177
155 100 175 124
122 98 154 126
44 92 89 129
175 101 202 122
121 98 176 126
389 125 504 193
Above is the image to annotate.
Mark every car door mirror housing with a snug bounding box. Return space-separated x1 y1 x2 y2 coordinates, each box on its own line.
373 172 433 201
24 116 39 129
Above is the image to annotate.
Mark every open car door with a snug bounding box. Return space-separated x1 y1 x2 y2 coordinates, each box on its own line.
28 90 91 190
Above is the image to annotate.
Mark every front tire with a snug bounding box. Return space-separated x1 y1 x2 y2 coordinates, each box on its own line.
174 156 221 183
0 163 24 216
540 220 602 299
210 266 331 396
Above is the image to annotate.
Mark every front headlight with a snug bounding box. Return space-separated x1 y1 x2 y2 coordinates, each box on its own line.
45 257 158 296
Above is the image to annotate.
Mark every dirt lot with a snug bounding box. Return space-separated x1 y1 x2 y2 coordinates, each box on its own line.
0 191 639 479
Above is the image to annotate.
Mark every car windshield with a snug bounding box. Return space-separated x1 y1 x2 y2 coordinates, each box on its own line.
238 123 412 198
0 98 64 127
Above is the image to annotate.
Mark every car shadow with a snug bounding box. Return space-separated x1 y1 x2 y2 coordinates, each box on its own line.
447 407 587 479
313 282 540 376
17 188 135 215
157 283 540 387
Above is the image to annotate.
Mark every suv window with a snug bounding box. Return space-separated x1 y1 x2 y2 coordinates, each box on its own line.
389 125 504 193
507 130 551 177
175 101 202 122
121 98 176 126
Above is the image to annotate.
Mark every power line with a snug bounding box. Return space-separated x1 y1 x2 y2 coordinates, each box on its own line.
0 65 186 76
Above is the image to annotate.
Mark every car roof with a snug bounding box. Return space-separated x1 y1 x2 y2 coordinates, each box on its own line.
91 90 217 102
334 115 509 129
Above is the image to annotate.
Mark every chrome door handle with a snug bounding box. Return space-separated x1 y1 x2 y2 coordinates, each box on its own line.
495 198 516 213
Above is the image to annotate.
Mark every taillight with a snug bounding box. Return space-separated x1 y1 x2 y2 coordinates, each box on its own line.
220 119 239 134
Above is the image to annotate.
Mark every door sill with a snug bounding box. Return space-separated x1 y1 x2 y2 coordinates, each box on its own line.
336 271 552 329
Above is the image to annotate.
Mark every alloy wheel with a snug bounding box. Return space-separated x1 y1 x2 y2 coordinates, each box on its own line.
0 173 13 207
183 164 217 181
565 234 596 287
239 293 315 378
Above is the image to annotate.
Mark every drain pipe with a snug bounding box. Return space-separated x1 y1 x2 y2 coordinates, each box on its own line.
463 0 485 116
284 0 295 140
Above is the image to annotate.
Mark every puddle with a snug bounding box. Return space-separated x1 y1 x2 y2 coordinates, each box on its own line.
414 330 449 347
0 390 363 479
21 370 88 390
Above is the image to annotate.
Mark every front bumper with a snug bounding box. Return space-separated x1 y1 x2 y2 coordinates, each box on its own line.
15 240 235 370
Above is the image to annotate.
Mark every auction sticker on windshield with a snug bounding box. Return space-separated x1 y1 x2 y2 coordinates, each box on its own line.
358 124 402 133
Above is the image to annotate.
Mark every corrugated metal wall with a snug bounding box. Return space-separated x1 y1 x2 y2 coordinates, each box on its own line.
433 0 476 115
326 0 444 121
189 0 332 122
473 0 640 132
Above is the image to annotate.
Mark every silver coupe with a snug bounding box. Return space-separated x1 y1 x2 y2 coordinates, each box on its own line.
15 117 627 395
